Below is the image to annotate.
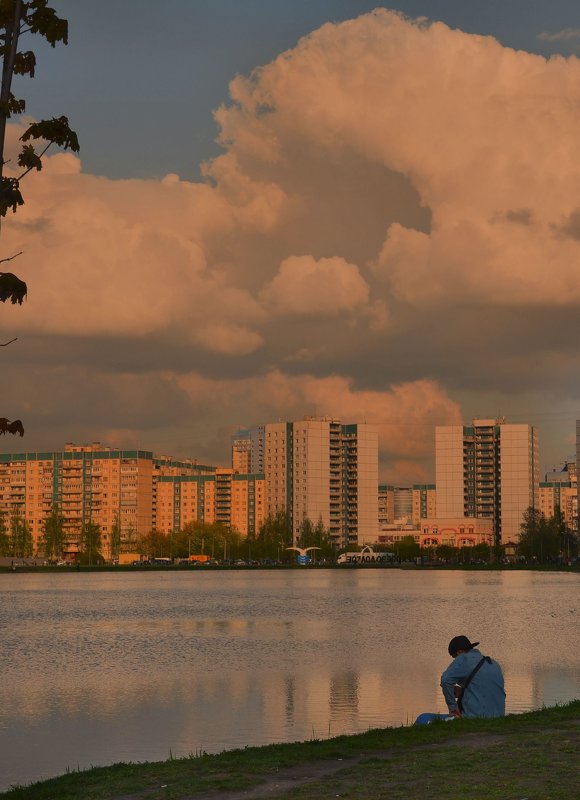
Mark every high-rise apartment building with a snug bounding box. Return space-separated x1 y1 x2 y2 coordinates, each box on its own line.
393 486 413 522
231 433 251 474
577 421 580 530
234 418 378 547
156 474 216 534
412 484 436 526
540 460 578 532
540 461 578 531
378 484 436 528
436 418 539 544
231 427 265 474
378 485 395 527
0 444 215 557
156 469 266 537
538 482 576 531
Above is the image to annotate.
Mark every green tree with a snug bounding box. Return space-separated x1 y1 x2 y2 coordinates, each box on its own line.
40 504 66 559
110 513 122 562
179 520 210 557
435 544 458 563
296 516 334 560
552 507 577 561
297 518 315 548
518 507 560 563
313 516 336 559
394 535 420 562
219 524 244 561
0 0 78 436
138 528 169 559
174 520 236 560
78 521 102 565
518 506 543 561
122 522 137 552
0 510 9 555
253 510 291 560
471 542 492 562
9 510 32 557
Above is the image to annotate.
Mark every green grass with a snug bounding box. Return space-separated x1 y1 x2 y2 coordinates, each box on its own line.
2 701 579 800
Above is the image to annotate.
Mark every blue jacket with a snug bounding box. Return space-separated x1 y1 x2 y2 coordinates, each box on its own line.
440 648 506 719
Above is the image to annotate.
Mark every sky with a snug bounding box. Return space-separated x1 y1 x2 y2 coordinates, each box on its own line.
2 0 580 481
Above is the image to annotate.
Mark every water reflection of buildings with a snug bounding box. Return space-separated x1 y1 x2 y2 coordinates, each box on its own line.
507 666 580 713
284 676 295 724
329 671 359 723
3 646 579 766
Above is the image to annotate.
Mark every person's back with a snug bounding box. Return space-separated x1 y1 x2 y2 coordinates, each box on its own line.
440 636 505 719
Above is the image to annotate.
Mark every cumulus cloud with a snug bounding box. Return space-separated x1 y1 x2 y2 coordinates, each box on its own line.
218 10 580 307
260 255 369 315
174 370 461 480
538 28 580 42
2 9 580 472
194 323 264 355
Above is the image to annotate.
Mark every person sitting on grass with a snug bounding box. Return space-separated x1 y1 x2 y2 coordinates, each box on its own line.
415 635 505 725
441 635 505 719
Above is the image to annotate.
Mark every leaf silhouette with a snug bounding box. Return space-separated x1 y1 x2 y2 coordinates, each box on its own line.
21 115 79 152
0 272 27 304
0 418 25 436
0 177 24 215
18 143 42 172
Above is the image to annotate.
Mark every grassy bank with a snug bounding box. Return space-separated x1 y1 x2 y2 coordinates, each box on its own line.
2 701 579 800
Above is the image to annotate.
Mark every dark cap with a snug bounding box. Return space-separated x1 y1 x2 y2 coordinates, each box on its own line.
448 635 480 657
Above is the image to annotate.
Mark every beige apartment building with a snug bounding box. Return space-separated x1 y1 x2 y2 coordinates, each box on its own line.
412 485 436 526
378 484 436 528
231 427 264 474
436 418 539 545
234 418 378 547
378 485 395 528
156 469 265 537
231 437 251 474
538 483 576 529
539 460 577 531
0 443 215 558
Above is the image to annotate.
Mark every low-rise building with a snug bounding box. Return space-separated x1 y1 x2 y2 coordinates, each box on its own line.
419 517 493 548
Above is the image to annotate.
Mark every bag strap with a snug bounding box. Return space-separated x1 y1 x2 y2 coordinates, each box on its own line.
457 656 491 712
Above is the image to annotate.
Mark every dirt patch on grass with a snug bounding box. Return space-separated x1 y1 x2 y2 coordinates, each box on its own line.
176 758 365 800
440 733 506 749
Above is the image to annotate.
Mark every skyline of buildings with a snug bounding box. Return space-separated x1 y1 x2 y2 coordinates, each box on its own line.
0 415 578 558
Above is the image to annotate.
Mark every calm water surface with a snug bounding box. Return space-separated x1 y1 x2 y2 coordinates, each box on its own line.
0 569 579 790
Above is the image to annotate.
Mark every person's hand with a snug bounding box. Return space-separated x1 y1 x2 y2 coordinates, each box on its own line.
450 709 461 718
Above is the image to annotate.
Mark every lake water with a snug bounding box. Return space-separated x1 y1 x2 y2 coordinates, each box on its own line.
0 568 579 791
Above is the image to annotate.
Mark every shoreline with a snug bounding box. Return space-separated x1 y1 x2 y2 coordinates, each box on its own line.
1 562 579 574
2 701 579 799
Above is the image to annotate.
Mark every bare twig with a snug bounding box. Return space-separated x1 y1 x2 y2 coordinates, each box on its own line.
0 250 23 264
0 337 17 346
